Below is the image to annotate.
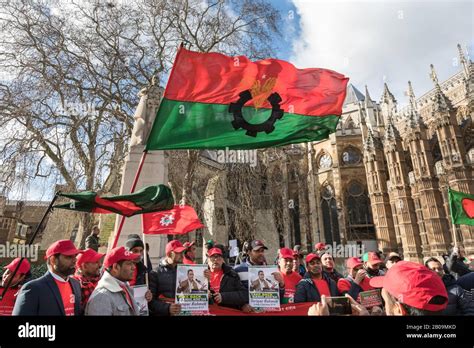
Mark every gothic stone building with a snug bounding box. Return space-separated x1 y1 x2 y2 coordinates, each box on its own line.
304 45 474 262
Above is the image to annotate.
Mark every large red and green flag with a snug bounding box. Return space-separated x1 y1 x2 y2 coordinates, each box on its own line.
145 47 349 150
142 205 204 235
55 184 174 217
449 188 474 226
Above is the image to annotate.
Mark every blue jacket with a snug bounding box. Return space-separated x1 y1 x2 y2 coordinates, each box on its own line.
12 272 82 316
294 272 339 303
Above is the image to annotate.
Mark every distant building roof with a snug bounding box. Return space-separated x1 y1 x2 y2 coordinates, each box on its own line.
343 84 365 106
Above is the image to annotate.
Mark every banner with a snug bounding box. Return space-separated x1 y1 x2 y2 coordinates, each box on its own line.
132 285 149 316
175 265 209 314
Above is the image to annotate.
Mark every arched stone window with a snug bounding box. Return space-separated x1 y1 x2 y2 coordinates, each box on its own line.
320 184 340 244
346 181 373 226
341 146 362 165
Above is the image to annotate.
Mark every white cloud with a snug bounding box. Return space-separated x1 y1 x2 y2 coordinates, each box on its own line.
290 0 473 106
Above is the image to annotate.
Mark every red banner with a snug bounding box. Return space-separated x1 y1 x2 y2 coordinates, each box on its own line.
208 303 314 316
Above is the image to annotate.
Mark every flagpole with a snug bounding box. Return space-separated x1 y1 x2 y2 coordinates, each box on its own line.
142 232 149 287
448 187 458 247
0 192 60 300
110 150 148 250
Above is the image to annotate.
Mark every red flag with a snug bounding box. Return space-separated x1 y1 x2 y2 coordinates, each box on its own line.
142 205 204 235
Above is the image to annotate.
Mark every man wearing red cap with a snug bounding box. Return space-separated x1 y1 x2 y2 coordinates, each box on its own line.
85 246 146 315
369 261 449 315
277 248 302 304
337 257 373 300
0 258 30 316
72 248 104 311
294 253 339 303
203 247 249 310
183 241 197 265
362 251 385 278
13 240 83 316
148 240 185 316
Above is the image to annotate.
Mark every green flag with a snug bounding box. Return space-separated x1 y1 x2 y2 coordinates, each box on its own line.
448 188 474 226
55 184 174 217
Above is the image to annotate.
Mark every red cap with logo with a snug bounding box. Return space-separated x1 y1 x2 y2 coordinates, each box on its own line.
165 240 186 255
207 247 223 257
45 240 83 259
76 248 105 268
346 257 363 270
279 247 295 259
4 258 30 274
103 246 140 269
369 261 448 312
305 253 321 264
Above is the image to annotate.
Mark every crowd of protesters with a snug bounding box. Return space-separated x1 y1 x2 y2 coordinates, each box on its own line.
1 226 474 317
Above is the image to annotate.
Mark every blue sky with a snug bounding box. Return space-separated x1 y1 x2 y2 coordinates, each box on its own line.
7 0 474 201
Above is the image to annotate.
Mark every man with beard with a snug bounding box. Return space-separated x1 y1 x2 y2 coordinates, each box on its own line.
72 248 104 311
183 241 197 265
320 252 343 282
425 257 474 315
125 235 151 286
13 240 83 316
294 253 339 303
362 252 385 278
86 246 146 316
0 258 30 316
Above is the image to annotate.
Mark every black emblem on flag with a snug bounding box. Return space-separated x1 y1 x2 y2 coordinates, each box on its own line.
228 90 284 137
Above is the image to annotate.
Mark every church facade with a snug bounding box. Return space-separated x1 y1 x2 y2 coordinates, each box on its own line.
305 44 474 262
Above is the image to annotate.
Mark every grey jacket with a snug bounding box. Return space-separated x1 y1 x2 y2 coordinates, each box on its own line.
85 271 139 316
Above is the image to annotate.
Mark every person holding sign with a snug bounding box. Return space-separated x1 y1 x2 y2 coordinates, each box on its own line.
203 248 249 311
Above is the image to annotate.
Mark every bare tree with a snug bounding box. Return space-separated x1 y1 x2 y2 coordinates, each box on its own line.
0 0 281 247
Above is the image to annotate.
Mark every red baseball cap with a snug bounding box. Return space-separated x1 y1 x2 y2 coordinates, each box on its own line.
305 253 321 264
45 240 83 259
76 248 105 268
207 247 223 257
370 261 448 312
346 257 363 270
165 240 186 255
4 258 30 274
315 242 326 251
363 251 383 266
183 241 195 249
279 247 295 259
103 246 140 269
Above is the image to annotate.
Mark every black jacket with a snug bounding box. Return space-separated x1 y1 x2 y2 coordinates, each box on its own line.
12 272 82 316
294 272 339 303
148 259 178 316
443 252 472 279
134 261 150 286
442 274 474 316
213 264 248 310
